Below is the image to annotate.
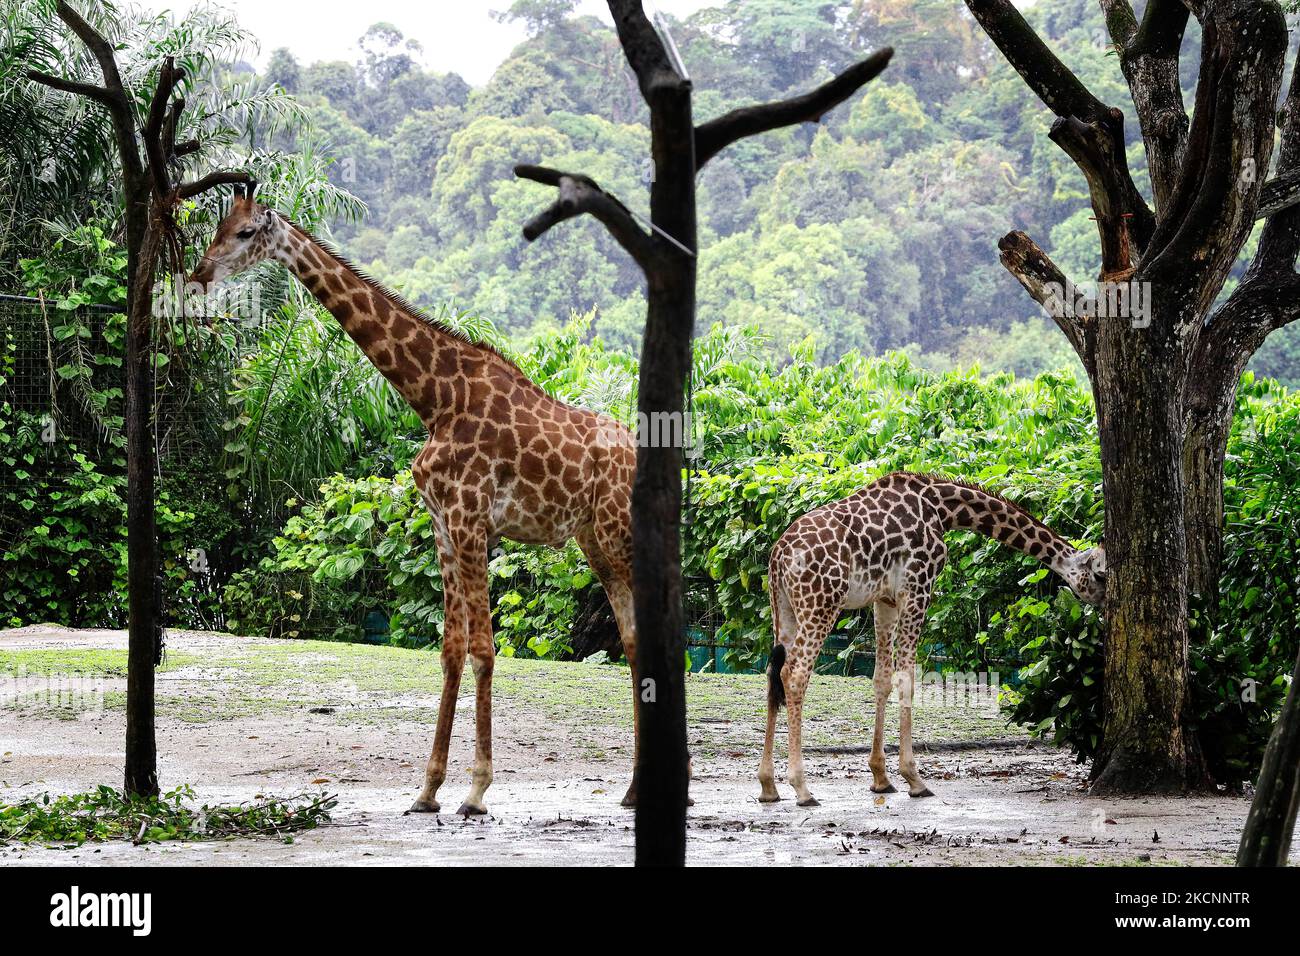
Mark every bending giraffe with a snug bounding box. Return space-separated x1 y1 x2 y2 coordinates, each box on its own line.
760 472 1105 805
190 187 645 815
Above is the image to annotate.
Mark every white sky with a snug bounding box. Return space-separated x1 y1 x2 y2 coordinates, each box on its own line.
134 0 715 85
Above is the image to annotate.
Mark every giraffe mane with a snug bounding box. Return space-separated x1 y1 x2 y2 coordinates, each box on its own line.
900 471 1064 542
285 216 527 376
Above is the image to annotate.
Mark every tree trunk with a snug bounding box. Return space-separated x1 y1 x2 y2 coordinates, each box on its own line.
1237 644 1300 866
1182 411 1231 601
1090 317 1203 794
565 587 623 661
123 204 161 798
632 78 696 868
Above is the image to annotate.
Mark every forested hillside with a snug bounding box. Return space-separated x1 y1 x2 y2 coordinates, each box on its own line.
252 0 1298 381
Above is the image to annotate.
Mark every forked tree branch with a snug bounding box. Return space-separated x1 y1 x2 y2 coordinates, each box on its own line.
515 165 659 272
176 171 252 200
694 48 893 170
144 58 185 197
966 0 1106 118
997 230 1096 375
54 0 127 98
965 0 1155 259
1110 0 1190 212
30 2 144 185
25 70 118 107
1142 1 1287 310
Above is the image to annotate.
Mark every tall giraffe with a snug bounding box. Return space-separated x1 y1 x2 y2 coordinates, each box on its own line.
190 190 644 815
761 471 1106 805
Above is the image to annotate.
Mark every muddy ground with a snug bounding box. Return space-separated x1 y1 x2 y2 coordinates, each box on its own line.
0 625 1281 866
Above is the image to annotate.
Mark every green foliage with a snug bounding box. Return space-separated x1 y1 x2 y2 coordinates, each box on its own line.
684 347 1102 670
252 0 1193 378
0 785 335 846
223 472 589 657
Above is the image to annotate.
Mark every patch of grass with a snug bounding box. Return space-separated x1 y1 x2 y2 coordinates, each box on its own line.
3 633 1032 746
0 648 200 678
0 785 336 847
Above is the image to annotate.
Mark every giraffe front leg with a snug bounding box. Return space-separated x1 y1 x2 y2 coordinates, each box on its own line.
869 601 897 794
411 635 464 813
410 518 461 813
458 652 494 815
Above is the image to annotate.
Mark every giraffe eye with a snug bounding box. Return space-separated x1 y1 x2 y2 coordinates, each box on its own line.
236 228 256 239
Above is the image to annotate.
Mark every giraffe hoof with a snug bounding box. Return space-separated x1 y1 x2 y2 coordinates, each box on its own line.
796 796 821 808
406 798 441 814
455 802 488 816
620 790 637 808
908 787 935 799
870 783 897 794
757 793 781 804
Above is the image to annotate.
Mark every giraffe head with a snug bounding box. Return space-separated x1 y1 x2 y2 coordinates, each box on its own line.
188 185 288 291
1061 542 1107 607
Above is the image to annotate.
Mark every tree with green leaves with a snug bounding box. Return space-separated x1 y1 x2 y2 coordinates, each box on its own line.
965 0 1300 801
23 0 260 796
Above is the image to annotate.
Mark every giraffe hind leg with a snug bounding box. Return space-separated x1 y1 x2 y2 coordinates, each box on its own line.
759 584 794 803
576 527 643 808
894 595 935 799
454 527 495 816
785 607 834 807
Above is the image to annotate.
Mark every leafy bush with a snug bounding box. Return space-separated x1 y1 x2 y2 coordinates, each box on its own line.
1007 377 1300 784
0 785 334 846
685 349 1102 671
223 472 591 657
0 407 236 630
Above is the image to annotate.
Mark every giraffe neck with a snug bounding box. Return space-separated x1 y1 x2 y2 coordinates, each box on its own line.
931 480 1076 577
274 221 494 429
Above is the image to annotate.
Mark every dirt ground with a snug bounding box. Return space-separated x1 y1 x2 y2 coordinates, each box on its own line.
0 625 1281 866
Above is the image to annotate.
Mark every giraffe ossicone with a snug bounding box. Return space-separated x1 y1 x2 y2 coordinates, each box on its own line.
191 191 651 815
760 471 1105 805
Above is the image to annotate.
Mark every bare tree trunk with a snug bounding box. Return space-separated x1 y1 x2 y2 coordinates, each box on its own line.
29 4 252 797
968 0 1295 793
123 199 161 797
631 76 697 866
1237 645 1300 865
1091 321 1200 792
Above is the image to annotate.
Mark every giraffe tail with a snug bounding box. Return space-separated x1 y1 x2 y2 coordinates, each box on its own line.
768 553 787 709
768 644 786 709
